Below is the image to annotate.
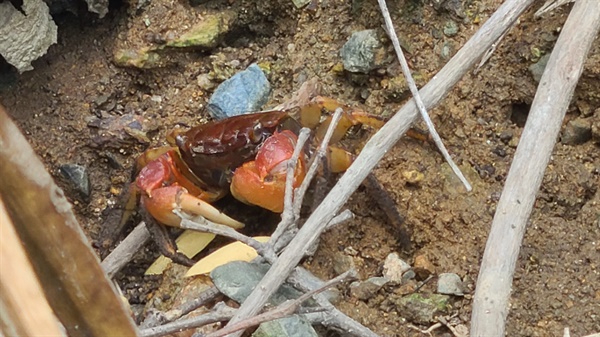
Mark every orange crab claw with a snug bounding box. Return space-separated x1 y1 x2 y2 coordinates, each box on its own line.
140 185 244 229
135 150 242 228
230 130 306 213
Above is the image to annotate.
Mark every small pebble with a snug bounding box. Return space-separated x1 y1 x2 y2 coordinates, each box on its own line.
402 170 424 185
349 277 389 300
58 164 91 202
340 29 385 73
443 20 459 37
383 253 411 283
561 118 592 145
332 253 356 275
437 273 465 296
413 254 435 280
529 54 550 83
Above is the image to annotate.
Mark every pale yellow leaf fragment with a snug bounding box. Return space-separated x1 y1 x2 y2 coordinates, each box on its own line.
185 236 270 277
145 230 217 275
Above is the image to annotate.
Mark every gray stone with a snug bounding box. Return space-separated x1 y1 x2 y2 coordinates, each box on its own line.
340 29 385 73
207 64 271 120
0 0 57 73
58 164 91 202
252 315 317 337
529 54 551 83
562 118 592 145
443 20 459 37
210 261 305 306
383 252 411 283
393 293 450 325
350 277 389 300
437 273 465 296
291 0 311 8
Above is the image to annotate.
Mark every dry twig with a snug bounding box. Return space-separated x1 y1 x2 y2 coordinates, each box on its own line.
470 1 600 335
225 1 536 334
101 222 151 278
378 0 472 192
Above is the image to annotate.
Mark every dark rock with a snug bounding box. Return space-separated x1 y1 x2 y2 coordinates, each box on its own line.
58 164 91 202
562 118 592 145
207 64 271 120
340 29 386 73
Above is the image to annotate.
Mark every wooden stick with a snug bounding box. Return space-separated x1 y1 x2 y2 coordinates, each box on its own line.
101 222 151 278
470 1 600 336
0 105 139 336
0 197 64 337
224 0 535 333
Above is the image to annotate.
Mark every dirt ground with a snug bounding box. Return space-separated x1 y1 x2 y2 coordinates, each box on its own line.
1 0 598 336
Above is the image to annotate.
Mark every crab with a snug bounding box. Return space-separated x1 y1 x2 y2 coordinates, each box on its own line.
128 96 387 265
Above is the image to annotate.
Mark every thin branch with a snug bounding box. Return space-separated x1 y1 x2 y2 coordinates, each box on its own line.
470 1 600 335
139 302 236 337
271 127 311 244
377 0 472 192
224 0 536 333
101 222 151 278
176 211 275 261
293 107 345 219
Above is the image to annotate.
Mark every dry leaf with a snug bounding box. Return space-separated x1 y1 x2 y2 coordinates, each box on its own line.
185 236 270 277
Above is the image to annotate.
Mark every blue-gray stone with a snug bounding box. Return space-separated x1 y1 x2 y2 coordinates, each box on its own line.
207 64 271 119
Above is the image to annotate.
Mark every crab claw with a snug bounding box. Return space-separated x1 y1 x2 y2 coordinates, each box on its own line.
140 186 244 229
230 130 306 213
136 150 243 229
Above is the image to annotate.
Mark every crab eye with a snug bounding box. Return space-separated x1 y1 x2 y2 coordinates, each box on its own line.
250 122 264 143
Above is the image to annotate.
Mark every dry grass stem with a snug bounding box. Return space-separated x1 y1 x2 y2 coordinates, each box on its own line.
377 0 472 192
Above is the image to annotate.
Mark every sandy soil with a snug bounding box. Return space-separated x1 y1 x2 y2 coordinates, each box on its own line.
1 0 598 336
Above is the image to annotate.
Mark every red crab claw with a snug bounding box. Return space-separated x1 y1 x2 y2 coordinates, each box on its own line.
136 151 243 229
230 130 306 213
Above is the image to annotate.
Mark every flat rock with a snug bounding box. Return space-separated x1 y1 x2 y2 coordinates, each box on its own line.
437 273 465 296
207 64 271 119
210 261 304 306
0 0 57 73
350 277 389 300
252 315 317 337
